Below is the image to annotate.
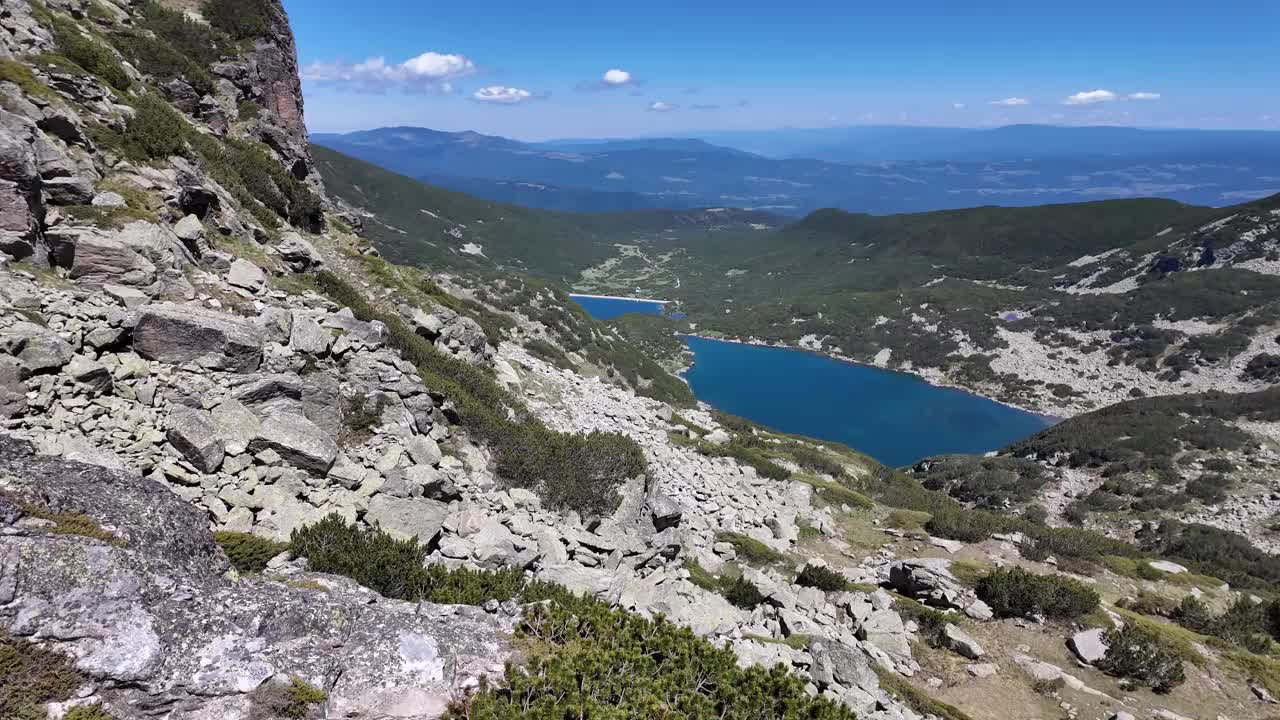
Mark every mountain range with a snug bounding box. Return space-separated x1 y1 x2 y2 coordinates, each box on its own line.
313 125 1280 216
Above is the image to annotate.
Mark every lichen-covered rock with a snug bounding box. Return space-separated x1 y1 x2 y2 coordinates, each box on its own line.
167 405 225 473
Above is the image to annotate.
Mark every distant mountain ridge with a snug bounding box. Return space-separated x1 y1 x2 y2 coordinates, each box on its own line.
314 125 1280 215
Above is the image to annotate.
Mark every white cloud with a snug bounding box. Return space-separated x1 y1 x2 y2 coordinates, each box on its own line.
953 102 966 109
302 52 475 93
1064 89 1117 105
603 69 633 86
472 86 534 104
989 97 1029 106
1128 92 1161 101
648 100 677 112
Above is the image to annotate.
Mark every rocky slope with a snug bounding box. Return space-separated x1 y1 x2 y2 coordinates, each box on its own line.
3 3 1280 720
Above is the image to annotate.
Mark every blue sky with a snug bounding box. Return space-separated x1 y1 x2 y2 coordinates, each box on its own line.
284 0 1280 140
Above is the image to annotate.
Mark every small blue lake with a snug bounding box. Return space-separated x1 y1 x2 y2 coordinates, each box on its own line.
570 294 666 320
573 296 1053 466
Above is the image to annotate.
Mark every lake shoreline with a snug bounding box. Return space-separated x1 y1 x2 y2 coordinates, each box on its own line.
569 293 670 304
679 332 1060 423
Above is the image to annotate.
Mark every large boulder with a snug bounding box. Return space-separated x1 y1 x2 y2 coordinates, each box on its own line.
0 321 73 375
365 495 449 544
166 406 225 473
0 356 26 418
277 231 322 271
133 303 264 372
248 412 337 475
1069 628 1109 665
943 623 985 659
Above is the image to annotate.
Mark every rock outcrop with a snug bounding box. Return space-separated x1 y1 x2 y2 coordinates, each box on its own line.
0 434 515 719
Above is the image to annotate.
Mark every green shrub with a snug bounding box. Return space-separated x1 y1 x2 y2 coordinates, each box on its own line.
119 93 188 161
893 594 953 647
215 531 287 574
203 0 276 41
137 1 229 66
795 563 849 592
250 676 327 719
1099 625 1187 693
289 515 578 606
715 532 786 565
1174 595 1213 633
114 29 216 94
975 567 1099 620
721 575 768 609
448 601 855 720
1185 472 1229 505
189 133 324 231
0 632 86 720
48 14 131 91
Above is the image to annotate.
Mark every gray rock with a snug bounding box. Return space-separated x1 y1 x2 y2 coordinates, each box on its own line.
103 283 150 309
255 306 293 344
1147 560 1187 575
167 406 225 473
0 357 26 418
226 258 266 292
211 398 262 456
704 429 731 445
277 231 322 271
65 355 111 393
289 312 332 355
1069 628 1108 665
365 494 449 544
0 321 73 374
42 176 94 205
133 303 264 372
91 191 127 208
406 435 442 467
967 663 998 678
942 623 984 659
248 412 337 475
649 493 683 531
48 228 158 287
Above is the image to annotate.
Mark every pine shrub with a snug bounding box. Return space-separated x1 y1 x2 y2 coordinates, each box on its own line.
448 602 856 720
288 515 580 606
975 567 1099 620
721 575 768 609
65 705 114 720
1099 625 1187 693
214 531 287 574
119 93 188 161
203 0 276 41
795 563 850 592
48 14 131 91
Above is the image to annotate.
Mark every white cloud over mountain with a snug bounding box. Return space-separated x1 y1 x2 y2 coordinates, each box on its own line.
302 52 475 93
473 86 535 104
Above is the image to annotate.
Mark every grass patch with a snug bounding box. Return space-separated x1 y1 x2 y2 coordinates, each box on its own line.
0 58 60 102
14 497 120 545
798 474 876 509
1113 608 1207 665
0 632 86 720
948 560 992 588
871 663 975 720
214 531 286 574
1224 650 1280 700
65 705 114 720
715 531 786 565
885 508 931 532
338 392 387 447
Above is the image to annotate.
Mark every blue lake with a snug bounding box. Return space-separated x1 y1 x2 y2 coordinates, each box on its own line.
570 294 665 320
573 296 1053 466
